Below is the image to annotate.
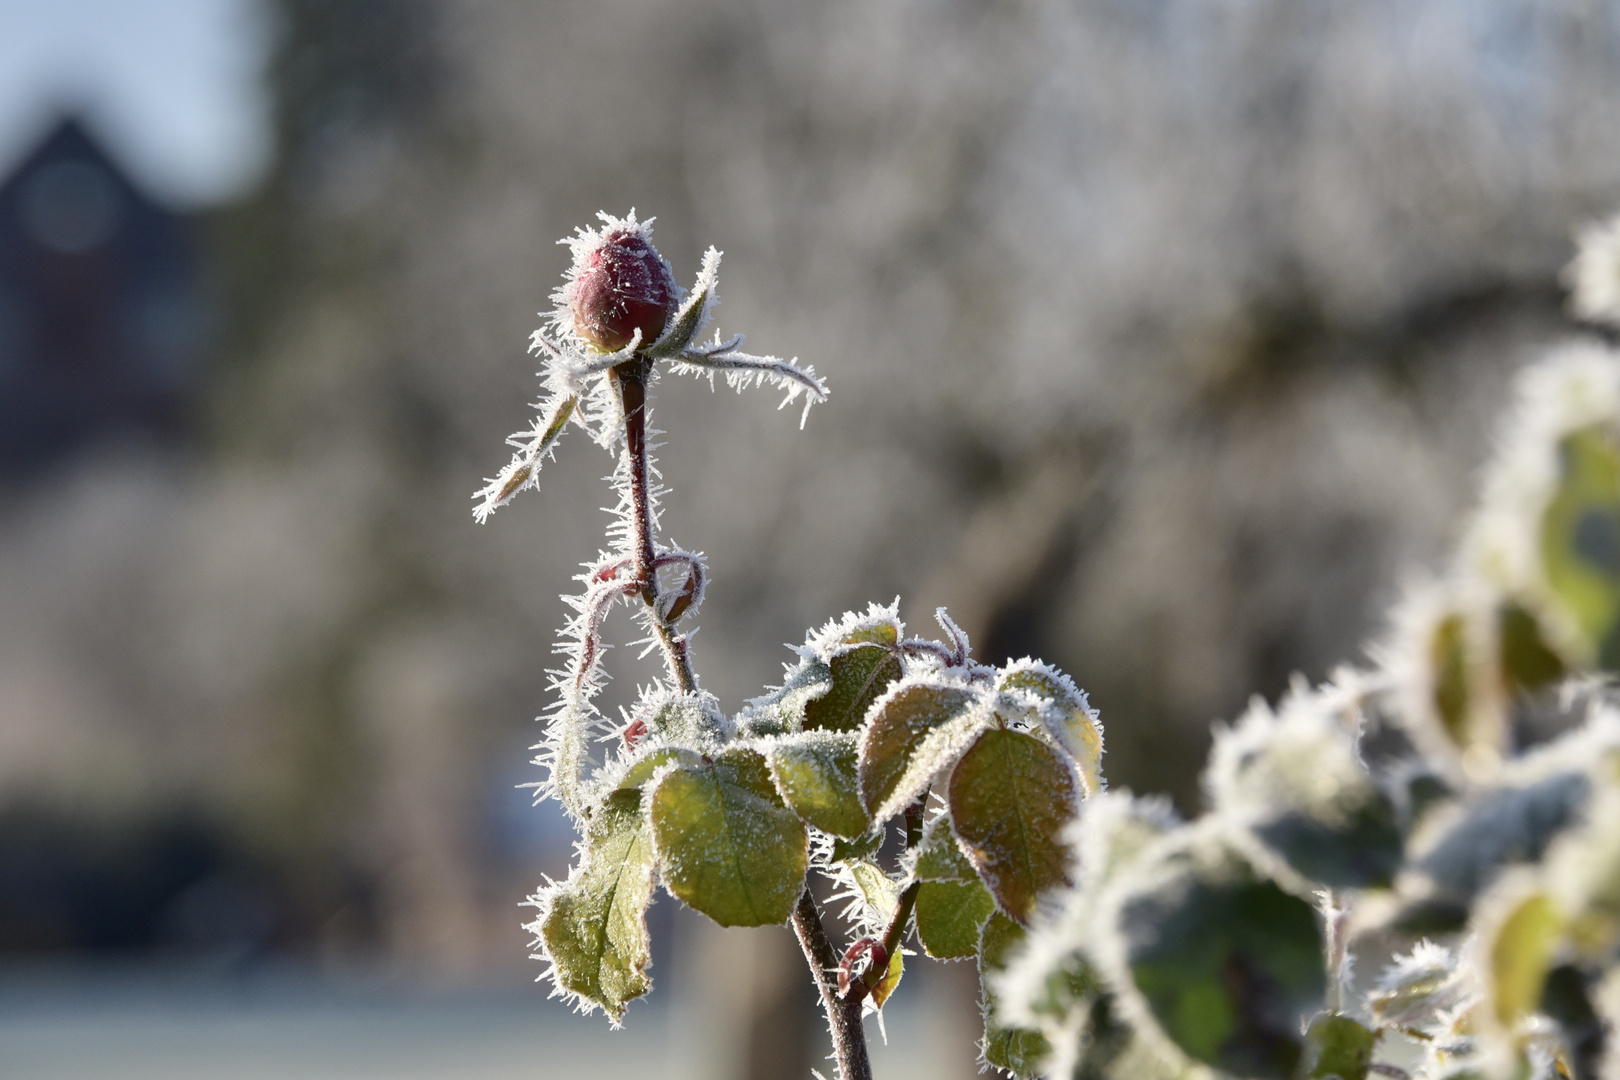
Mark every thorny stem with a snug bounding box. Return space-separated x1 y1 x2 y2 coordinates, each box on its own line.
790 888 874 1080
614 359 698 694
614 358 871 1076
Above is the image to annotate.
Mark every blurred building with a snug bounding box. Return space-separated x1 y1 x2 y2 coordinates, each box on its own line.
0 116 208 480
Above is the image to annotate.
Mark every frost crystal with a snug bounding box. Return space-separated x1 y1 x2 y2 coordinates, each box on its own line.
1565 212 1620 328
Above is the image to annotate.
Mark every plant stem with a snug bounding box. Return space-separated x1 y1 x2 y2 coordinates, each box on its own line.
617 359 865 1074
790 888 873 1080
871 800 926 982
614 359 698 694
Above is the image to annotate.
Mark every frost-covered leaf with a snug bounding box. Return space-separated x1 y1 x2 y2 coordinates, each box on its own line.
800 605 906 733
998 660 1105 796
1477 884 1564 1031
806 644 903 734
615 746 703 792
917 878 998 960
980 912 1052 1079
910 812 977 882
1368 941 1471 1034
910 813 997 959
1400 771 1590 933
839 855 902 933
472 393 577 522
1541 426 1620 668
1207 687 1401 888
1109 837 1324 1080
645 247 719 358
859 679 990 823
649 748 807 927
949 728 1078 925
1072 790 1181 901
1498 603 1565 696
871 944 903 1009
766 730 869 837
736 659 833 737
638 689 731 751
1298 1013 1377 1080
533 790 656 1022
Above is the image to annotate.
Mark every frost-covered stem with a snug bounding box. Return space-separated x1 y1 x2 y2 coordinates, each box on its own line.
613 359 698 694
1321 889 1351 1013
873 800 926 980
790 888 873 1080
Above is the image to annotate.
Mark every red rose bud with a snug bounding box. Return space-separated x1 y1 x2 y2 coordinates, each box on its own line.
568 228 676 352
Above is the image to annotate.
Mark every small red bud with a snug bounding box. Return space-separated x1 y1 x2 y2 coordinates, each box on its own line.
568 228 676 352
622 718 648 751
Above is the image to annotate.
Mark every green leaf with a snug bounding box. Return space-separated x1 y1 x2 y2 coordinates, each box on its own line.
1115 843 1324 1080
1498 603 1565 696
910 814 997 958
736 659 833 737
1297 1014 1376 1080
998 661 1105 796
537 790 657 1021
911 812 977 882
1430 612 1475 750
1485 889 1564 1028
843 855 902 926
641 691 730 750
766 731 869 838
615 746 703 791
949 728 1078 924
916 879 997 959
1400 772 1589 932
871 943 903 1009
1541 425 1620 668
1207 695 1402 889
805 643 903 732
645 249 716 358
980 912 1052 1078
650 748 808 927
859 680 987 822
831 833 883 863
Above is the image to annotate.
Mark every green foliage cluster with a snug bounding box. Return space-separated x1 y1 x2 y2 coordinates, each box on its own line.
998 343 1620 1080
534 599 1105 1066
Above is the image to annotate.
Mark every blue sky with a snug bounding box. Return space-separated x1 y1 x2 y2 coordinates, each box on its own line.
0 0 271 207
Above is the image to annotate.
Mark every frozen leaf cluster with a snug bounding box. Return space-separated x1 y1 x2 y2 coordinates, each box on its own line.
992 278 1620 1079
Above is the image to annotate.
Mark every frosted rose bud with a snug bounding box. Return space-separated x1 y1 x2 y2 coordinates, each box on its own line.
567 228 676 352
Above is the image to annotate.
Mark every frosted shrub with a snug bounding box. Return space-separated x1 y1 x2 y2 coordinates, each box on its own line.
476 211 1620 1080
990 221 1620 1080
473 213 1102 1080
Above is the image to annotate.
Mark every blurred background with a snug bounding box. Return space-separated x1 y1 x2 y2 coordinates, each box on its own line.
2 0 1619 1076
